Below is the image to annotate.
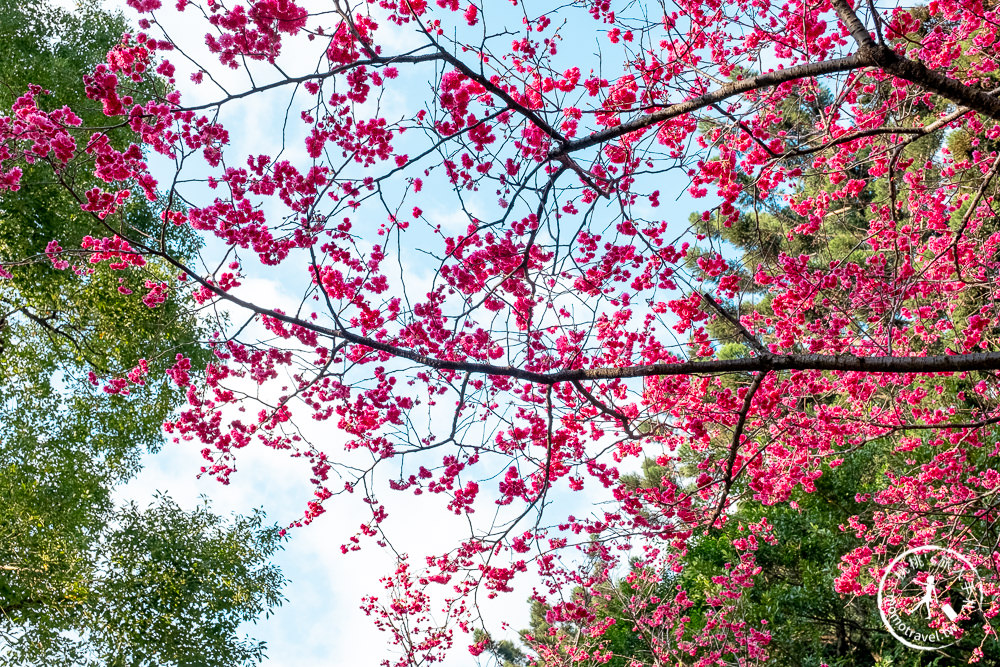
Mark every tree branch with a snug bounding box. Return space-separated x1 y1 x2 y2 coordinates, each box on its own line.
548 0 1000 168
177 52 445 114
830 0 877 50
549 55 865 157
571 379 639 439
131 247 1000 386
832 0 1000 119
707 371 767 528
698 291 768 356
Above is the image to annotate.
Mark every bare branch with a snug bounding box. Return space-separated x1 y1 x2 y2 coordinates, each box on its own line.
707 371 767 529
698 291 768 356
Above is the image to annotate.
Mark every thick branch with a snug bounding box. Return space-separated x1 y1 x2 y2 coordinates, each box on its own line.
861 43 1000 120
552 0 1000 164
549 54 864 156
302 335 1000 385
146 247 1000 384
830 0 877 50
832 0 1000 120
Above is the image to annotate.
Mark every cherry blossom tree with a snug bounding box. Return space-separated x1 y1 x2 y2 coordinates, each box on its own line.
5 0 1000 662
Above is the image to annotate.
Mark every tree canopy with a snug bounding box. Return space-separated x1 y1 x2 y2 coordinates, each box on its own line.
0 1 285 664
4 0 1000 664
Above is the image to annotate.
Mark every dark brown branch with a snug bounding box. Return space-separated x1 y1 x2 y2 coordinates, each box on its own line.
399 1 563 143
400 2 608 195
553 153 611 198
426 43 562 144
571 379 638 439
832 0 1000 119
549 54 865 157
861 43 1000 120
698 291 768 355
132 247 1000 386
21 308 108 373
178 52 445 114
867 0 886 44
707 371 767 528
715 106 779 158
549 0 1000 166
830 0 877 50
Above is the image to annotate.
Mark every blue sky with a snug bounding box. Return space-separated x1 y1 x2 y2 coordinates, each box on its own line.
98 0 712 664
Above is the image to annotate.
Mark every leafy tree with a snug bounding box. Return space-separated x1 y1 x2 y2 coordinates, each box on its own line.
0 0 285 664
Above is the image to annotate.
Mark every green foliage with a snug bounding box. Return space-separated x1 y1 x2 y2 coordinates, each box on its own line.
0 0 205 394
1 489 286 667
474 628 528 667
674 448 887 667
505 445 1000 666
0 1 285 665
